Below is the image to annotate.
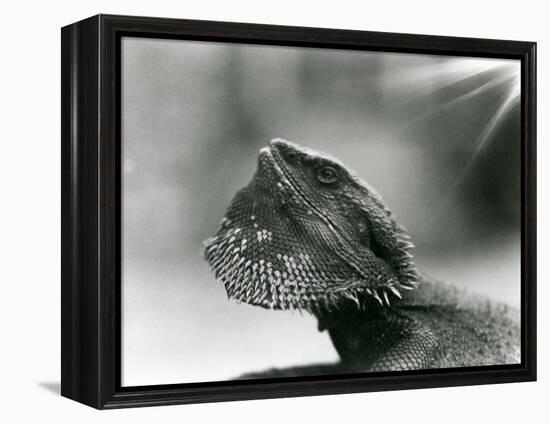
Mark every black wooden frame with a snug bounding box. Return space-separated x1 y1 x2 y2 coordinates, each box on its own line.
61 14 537 409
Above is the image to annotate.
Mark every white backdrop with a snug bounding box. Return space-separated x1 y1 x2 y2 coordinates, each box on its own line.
1 0 546 422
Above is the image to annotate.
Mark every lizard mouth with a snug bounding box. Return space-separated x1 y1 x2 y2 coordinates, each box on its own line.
256 144 291 187
255 143 309 209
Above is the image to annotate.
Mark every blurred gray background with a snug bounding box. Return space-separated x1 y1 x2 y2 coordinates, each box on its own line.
121 37 521 386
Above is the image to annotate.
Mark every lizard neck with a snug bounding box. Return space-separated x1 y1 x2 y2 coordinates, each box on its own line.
314 301 415 367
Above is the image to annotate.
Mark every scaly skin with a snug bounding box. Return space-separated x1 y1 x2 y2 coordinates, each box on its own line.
204 139 520 377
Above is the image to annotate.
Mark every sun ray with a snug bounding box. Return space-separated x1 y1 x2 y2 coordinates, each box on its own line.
428 72 520 224
412 72 518 123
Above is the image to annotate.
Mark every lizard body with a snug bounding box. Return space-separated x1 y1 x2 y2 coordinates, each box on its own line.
203 139 520 376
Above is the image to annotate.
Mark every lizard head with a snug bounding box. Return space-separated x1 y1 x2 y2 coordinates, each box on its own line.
203 138 418 312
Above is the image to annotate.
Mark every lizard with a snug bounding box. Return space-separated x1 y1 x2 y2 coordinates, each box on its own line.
203 138 520 377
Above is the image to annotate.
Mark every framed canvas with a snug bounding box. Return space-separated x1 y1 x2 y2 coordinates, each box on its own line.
61 14 537 409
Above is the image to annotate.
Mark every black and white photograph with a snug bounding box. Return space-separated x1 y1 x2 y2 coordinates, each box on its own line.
121 36 523 386
3 0 546 420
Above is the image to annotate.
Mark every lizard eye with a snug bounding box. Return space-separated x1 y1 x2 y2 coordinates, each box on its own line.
315 165 340 185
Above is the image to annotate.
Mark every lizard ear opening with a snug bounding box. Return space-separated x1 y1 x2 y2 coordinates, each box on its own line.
368 232 387 263
358 203 419 290
357 220 387 262
356 210 394 263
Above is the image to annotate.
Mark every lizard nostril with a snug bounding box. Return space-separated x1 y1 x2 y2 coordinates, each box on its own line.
286 151 297 162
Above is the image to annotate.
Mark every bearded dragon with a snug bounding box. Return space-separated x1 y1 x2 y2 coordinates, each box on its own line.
203 139 520 377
